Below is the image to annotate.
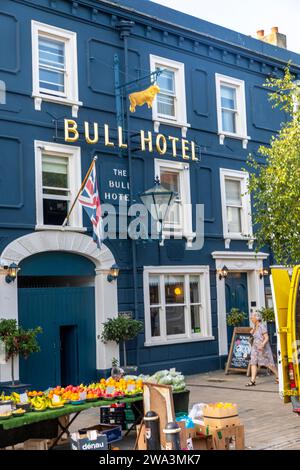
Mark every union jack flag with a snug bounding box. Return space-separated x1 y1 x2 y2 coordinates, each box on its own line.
78 164 103 248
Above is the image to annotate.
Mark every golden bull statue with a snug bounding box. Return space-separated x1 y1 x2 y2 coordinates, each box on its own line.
129 84 160 113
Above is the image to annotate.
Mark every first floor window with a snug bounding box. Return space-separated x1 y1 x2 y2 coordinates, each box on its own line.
144 268 212 345
42 154 70 225
38 36 66 96
220 168 252 240
35 141 82 228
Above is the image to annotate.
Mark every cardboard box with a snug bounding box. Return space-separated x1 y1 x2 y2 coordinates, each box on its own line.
83 423 122 444
177 420 195 450
23 439 49 450
203 403 240 429
70 432 108 451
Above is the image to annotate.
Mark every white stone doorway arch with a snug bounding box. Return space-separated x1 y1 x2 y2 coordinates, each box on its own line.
0 231 119 383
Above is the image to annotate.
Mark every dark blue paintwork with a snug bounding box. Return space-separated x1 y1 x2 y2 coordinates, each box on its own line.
0 0 299 380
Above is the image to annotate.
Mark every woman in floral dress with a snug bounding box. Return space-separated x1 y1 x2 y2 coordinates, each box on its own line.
246 311 278 386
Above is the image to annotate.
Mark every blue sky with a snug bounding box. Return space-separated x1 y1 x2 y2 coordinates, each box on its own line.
151 0 300 53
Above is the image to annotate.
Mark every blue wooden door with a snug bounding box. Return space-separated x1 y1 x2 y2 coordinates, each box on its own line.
225 273 249 348
19 286 96 390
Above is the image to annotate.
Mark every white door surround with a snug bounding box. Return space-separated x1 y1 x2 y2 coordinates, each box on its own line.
212 251 269 356
0 231 119 383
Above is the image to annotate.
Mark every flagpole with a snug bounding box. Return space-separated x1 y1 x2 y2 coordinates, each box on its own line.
62 156 98 227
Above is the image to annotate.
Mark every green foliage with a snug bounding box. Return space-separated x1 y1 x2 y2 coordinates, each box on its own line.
0 318 42 360
226 308 246 326
259 307 275 323
100 315 143 344
111 357 119 368
247 64 300 264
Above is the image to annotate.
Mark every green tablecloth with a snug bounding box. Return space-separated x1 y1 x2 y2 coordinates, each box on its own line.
0 395 143 431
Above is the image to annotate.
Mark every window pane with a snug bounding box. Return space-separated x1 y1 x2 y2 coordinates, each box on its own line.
166 306 185 335
39 38 65 68
225 179 241 205
160 171 180 193
42 155 68 189
227 206 242 233
150 307 160 337
165 275 185 303
190 276 200 304
157 69 175 93
43 199 68 225
157 94 175 117
191 305 201 334
149 275 160 305
221 109 236 133
39 37 65 93
165 202 180 225
221 85 236 109
39 68 65 93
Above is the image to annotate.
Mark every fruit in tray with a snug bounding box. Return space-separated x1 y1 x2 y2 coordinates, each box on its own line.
10 392 21 404
0 411 12 418
12 408 26 415
0 393 13 402
27 391 44 398
30 396 48 411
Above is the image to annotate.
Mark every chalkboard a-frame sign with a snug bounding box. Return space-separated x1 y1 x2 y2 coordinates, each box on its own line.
225 327 252 374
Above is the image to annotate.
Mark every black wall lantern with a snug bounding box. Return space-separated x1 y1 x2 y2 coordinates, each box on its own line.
218 265 229 280
259 267 270 279
5 263 20 284
107 264 120 283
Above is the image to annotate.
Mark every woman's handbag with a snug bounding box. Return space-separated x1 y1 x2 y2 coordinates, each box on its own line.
249 334 254 346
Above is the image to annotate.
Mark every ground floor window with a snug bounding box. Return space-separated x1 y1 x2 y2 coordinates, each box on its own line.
144 266 213 346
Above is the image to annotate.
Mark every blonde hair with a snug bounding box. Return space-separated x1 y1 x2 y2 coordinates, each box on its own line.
252 310 262 322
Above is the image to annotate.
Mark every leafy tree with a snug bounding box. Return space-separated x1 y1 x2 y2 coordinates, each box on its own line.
247 65 300 264
0 319 42 385
100 315 143 367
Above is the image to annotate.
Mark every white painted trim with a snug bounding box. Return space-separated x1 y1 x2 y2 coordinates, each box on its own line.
212 251 269 356
0 231 119 381
215 73 249 147
34 140 82 229
144 336 215 347
154 158 195 243
143 265 212 346
150 54 190 137
31 20 81 114
220 168 253 244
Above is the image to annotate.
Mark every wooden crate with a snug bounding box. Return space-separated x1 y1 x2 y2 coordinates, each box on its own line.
23 439 49 450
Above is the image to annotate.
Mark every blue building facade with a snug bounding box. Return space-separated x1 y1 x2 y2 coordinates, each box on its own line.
0 0 299 389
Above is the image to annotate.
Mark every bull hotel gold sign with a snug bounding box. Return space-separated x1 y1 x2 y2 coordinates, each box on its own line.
64 119 198 161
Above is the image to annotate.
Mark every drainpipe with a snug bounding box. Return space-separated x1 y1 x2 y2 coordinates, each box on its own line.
116 20 140 369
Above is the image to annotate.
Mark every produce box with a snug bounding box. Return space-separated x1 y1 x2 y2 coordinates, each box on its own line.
70 431 108 451
203 403 240 429
80 423 122 444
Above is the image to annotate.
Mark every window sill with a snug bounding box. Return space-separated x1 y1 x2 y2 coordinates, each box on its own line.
224 235 254 250
162 230 196 247
218 132 251 149
35 225 87 233
154 119 191 138
144 335 215 347
33 94 83 117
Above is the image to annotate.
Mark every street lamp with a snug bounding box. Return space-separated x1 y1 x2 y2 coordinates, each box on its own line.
107 264 120 283
5 263 20 284
140 176 177 242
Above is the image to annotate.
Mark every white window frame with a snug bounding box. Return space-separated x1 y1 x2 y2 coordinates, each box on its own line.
215 73 250 149
154 158 195 246
143 266 213 347
34 140 84 231
150 55 190 137
220 168 253 243
32 21 82 117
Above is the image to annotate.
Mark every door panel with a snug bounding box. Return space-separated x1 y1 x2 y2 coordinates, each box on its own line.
19 286 96 390
225 272 249 347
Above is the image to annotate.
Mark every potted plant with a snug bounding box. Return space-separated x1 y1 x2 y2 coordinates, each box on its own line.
226 308 247 327
0 318 42 389
100 314 143 372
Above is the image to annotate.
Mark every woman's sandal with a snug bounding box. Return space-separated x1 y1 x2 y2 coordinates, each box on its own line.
246 380 256 387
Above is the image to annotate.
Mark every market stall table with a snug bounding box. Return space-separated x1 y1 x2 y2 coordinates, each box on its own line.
0 396 143 449
0 389 190 449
